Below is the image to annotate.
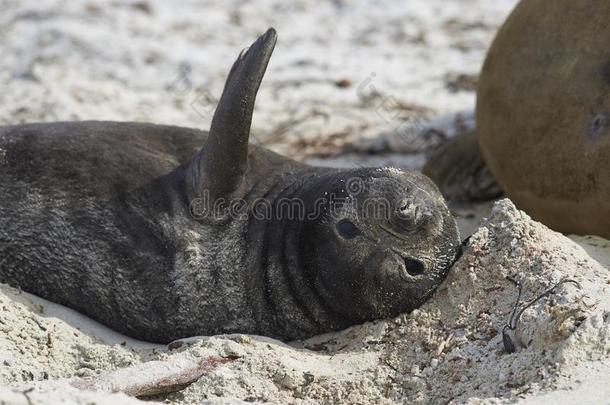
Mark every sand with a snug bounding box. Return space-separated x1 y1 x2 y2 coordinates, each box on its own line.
0 0 516 167
1 200 609 404
1 0 609 403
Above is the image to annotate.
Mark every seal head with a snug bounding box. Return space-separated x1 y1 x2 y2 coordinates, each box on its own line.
295 168 460 323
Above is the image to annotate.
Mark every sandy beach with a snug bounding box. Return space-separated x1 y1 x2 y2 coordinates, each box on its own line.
0 0 608 403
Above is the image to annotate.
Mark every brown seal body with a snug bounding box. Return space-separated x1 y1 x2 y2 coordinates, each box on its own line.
477 0 610 237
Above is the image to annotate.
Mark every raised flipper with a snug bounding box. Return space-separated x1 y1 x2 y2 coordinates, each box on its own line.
187 28 277 202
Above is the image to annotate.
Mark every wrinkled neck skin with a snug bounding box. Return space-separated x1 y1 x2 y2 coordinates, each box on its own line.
146 165 342 342
242 168 354 340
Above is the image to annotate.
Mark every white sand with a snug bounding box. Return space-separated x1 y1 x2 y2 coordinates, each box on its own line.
1 0 609 403
0 0 515 165
1 200 609 404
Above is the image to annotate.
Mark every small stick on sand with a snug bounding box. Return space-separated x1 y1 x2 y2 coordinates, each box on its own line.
13 353 239 399
69 354 238 397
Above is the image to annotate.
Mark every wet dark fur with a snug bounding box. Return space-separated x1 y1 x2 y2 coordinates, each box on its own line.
0 121 308 342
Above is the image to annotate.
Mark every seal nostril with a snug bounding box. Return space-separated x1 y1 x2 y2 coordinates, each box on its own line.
404 258 425 276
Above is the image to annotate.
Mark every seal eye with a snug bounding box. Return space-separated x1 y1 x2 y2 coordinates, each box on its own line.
337 220 361 239
404 258 425 276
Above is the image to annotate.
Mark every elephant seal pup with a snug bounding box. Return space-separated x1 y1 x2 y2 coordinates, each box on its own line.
0 29 460 343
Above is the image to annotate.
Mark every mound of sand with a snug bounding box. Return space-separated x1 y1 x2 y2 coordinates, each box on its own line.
1 199 608 404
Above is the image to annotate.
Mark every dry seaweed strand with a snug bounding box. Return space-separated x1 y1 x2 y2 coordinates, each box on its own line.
502 277 581 353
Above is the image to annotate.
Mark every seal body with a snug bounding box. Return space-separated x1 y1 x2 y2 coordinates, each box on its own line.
0 121 300 342
0 29 460 343
477 0 610 237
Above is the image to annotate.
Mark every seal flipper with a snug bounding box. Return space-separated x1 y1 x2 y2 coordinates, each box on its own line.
187 28 277 202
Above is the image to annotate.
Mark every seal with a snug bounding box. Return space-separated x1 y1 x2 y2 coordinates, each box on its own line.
425 0 610 238
0 28 460 343
477 0 610 237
